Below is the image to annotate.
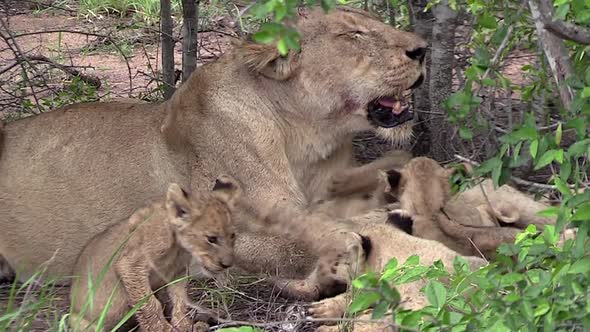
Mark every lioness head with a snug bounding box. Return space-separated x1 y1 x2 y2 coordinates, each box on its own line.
235 6 427 143
165 175 242 276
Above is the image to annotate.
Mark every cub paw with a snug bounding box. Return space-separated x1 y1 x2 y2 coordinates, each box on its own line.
192 321 210 332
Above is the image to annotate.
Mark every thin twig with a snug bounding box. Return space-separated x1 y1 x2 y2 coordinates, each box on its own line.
454 154 559 190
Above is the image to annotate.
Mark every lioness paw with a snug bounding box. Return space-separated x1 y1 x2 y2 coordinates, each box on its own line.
309 297 346 319
328 168 362 196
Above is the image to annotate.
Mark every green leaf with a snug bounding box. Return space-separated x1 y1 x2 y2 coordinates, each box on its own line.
491 165 502 189
479 13 497 29
534 300 550 317
276 38 288 56
459 127 473 139
371 300 389 319
274 2 287 21
571 202 590 221
348 291 381 314
380 258 399 281
568 257 590 274
536 206 559 217
513 141 523 162
582 87 590 99
380 282 401 303
534 150 557 170
555 3 570 20
252 31 275 44
560 159 572 182
424 280 447 309
476 157 502 175
555 122 562 145
568 139 590 156
404 255 420 266
554 149 564 163
530 139 539 158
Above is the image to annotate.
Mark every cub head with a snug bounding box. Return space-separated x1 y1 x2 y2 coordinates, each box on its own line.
384 157 462 215
165 175 242 276
234 5 427 144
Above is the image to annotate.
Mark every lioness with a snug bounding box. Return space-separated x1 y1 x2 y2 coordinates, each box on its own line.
0 5 426 285
69 176 241 332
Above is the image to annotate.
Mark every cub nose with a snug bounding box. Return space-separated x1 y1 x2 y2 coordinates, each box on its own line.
219 257 233 269
405 47 427 63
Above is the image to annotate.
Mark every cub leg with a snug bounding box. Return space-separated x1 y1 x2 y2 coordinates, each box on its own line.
168 278 193 331
116 258 174 332
68 312 96 332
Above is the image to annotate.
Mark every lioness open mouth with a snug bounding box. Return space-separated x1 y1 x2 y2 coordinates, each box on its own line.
367 94 414 128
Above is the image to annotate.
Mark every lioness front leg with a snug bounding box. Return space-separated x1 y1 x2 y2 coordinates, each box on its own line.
329 149 412 197
116 258 174 332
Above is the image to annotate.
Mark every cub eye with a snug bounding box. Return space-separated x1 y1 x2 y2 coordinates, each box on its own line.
207 236 218 244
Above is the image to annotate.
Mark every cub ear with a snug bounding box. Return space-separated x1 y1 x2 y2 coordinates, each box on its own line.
376 170 392 193
166 183 196 226
232 39 299 81
385 169 402 191
443 162 473 179
212 175 242 209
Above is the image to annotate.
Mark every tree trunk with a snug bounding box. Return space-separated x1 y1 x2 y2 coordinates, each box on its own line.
181 0 199 82
408 0 434 157
529 0 574 110
161 0 175 99
426 0 457 162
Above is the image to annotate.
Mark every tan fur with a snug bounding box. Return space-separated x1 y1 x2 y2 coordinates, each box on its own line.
0 6 426 283
69 176 240 332
336 157 571 259
328 149 413 198
304 209 486 329
254 173 484 312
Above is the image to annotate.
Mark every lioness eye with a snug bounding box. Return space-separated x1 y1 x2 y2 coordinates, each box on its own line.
207 236 218 244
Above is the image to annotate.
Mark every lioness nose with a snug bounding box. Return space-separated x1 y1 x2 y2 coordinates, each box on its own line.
405 47 427 63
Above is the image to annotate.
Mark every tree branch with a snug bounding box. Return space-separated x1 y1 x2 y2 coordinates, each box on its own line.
544 20 590 45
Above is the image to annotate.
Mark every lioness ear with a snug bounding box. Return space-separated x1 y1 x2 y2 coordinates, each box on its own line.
212 175 242 209
232 40 299 81
166 183 196 226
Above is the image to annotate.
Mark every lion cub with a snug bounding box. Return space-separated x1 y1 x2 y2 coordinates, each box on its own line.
332 156 574 259
69 175 241 332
